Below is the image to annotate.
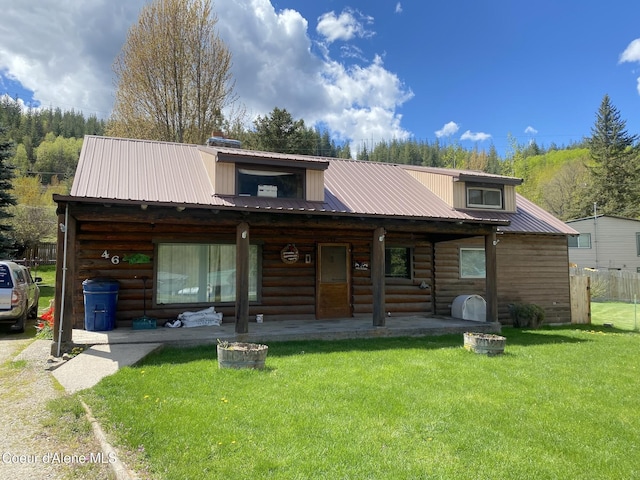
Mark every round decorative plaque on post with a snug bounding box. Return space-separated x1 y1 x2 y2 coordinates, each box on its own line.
281 243 299 264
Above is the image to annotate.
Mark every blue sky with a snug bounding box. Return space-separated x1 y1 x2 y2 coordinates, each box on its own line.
1 0 639 157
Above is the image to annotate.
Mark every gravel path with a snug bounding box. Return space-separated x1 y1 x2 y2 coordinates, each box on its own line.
0 333 114 479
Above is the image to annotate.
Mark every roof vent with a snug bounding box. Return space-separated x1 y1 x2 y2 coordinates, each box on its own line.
206 132 241 149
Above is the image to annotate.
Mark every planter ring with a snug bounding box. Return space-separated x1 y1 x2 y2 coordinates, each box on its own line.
463 332 506 356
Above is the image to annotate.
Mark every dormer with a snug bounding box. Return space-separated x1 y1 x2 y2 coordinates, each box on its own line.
403 166 522 213
198 146 329 202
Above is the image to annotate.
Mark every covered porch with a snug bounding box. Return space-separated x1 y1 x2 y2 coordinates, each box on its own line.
70 314 501 348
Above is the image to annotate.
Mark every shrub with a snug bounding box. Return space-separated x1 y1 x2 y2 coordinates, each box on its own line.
508 303 545 329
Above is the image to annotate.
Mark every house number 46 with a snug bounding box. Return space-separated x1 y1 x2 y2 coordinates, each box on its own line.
102 250 120 265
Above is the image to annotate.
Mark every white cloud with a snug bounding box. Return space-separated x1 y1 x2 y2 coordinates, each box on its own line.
619 38 640 63
215 1 413 149
619 38 640 95
0 0 413 153
316 9 374 44
395 3 403 14
460 130 491 142
435 121 459 138
0 0 145 117
524 126 538 135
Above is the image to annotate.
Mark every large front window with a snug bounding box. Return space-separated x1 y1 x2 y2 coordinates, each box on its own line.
156 243 259 305
237 165 304 199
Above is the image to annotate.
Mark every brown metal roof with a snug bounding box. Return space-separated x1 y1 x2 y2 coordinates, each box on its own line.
403 165 523 186
68 136 576 234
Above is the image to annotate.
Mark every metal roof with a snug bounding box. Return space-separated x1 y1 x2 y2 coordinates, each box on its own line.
68 136 576 234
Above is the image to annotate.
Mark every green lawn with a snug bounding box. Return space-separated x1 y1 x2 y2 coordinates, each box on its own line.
591 300 640 331
32 264 56 313
81 327 640 479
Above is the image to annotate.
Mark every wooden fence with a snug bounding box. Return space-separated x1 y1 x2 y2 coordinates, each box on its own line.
16 242 57 266
570 267 640 303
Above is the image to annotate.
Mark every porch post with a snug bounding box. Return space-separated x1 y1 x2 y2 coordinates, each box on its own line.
372 227 386 326
235 222 250 334
485 231 498 323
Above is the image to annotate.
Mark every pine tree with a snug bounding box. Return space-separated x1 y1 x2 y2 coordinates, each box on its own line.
587 94 639 217
0 125 17 257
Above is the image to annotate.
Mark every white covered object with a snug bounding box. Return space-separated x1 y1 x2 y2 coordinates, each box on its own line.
178 306 222 327
451 295 486 322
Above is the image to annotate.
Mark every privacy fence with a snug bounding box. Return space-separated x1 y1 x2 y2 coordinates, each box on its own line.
15 242 57 266
570 267 640 303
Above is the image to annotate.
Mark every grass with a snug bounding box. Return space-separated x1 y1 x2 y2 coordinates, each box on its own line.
591 300 640 331
32 264 56 313
81 326 640 480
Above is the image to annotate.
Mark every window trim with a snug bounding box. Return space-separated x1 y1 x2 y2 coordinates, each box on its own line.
466 186 503 210
569 233 592 249
460 247 486 279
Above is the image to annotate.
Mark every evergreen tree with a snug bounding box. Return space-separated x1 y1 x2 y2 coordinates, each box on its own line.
0 125 17 257
252 107 315 155
587 94 639 217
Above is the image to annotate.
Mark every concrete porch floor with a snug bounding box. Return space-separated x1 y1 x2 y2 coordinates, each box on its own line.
71 315 501 348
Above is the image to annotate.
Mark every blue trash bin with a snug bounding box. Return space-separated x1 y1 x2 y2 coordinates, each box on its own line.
82 279 119 331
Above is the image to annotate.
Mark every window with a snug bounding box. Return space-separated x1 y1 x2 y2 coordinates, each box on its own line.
568 233 591 249
466 187 502 209
636 233 640 256
155 243 259 305
237 165 304 199
460 248 485 278
385 247 412 278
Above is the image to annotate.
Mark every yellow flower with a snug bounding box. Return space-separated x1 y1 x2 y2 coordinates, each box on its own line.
144 395 150 399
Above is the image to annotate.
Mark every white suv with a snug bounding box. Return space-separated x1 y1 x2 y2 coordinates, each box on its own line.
0 261 41 333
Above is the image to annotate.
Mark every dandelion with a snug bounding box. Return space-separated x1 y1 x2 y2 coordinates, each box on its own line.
144 395 150 399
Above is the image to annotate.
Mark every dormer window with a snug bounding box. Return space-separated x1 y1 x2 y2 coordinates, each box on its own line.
466 186 503 210
237 165 305 199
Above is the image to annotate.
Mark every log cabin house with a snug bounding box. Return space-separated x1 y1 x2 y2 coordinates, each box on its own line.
52 135 577 347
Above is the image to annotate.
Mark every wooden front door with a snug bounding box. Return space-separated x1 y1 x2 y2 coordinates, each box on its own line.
316 244 351 318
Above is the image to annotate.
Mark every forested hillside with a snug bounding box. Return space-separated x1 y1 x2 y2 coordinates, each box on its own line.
0 96 106 256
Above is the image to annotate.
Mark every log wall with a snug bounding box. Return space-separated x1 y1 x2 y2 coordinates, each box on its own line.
69 215 435 328
434 234 572 324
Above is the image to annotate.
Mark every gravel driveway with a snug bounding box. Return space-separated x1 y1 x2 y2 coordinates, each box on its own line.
0 331 113 479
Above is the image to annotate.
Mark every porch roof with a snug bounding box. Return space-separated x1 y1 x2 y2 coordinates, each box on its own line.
65 135 576 234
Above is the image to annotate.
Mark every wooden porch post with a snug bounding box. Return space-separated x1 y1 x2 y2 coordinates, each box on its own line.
235 222 250 334
485 231 498 323
372 227 386 326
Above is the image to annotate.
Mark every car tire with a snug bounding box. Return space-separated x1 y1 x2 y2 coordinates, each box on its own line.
28 304 38 319
12 308 27 334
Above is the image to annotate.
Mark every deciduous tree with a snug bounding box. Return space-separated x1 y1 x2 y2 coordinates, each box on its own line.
108 0 234 144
